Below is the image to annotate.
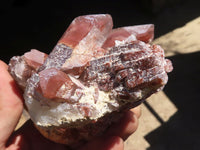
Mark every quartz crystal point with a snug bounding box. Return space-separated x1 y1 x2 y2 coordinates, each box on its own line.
24 49 48 70
8 14 173 146
38 68 75 100
40 14 113 74
59 14 113 48
102 24 154 49
8 49 47 89
61 14 113 73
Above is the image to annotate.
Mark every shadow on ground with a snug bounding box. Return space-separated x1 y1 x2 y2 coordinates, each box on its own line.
145 51 200 150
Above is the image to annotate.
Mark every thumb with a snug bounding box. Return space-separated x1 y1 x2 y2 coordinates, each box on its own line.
0 60 23 149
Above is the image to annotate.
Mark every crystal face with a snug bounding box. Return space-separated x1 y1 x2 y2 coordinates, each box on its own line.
8 14 173 145
58 14 113 48
60 14 113 72
38 68 74 100
102 24 154 49
24 49 48 70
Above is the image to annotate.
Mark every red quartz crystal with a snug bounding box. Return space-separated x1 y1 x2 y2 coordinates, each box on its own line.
38 68 75 100
24 49 48 70
102 24 154 49
60 14 113 72
59 14 113 48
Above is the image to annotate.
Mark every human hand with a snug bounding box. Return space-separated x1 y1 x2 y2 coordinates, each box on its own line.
0 60 141 150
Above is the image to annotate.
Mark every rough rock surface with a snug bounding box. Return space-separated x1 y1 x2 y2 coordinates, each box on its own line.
8 14 172 145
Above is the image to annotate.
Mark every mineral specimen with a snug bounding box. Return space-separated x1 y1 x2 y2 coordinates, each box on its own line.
8 14 173 146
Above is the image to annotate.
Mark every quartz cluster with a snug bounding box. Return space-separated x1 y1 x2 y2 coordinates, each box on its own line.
8 14 172 145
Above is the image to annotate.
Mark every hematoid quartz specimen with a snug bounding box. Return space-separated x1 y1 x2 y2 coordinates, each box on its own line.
8 14 173 145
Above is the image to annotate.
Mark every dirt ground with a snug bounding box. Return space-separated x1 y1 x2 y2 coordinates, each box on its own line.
1 0 200 149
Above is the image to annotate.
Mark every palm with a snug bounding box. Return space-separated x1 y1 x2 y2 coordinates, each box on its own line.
10 120 69 150
10 107 139 150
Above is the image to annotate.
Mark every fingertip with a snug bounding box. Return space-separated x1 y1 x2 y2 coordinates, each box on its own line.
80 136 124 150
0 60 8 69
106 136 124 150
6 135 22 148
121 111 139 140
131 105 142 118
6 134 30 150
106 110 139 141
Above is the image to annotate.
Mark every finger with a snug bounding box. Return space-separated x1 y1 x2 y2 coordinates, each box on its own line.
15 120 123 150
0 60 23 148
106 110 139 141
8 120 69 150
80 136 124 150
131 105 142 118
6 135 22 150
